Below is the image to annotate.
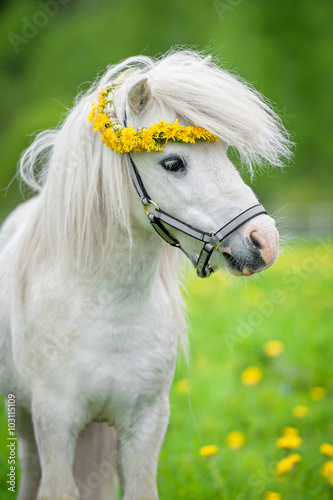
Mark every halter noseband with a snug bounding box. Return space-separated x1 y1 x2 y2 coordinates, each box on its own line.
126 154 267 278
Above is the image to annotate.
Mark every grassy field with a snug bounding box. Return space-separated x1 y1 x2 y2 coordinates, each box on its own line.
0 240 332 499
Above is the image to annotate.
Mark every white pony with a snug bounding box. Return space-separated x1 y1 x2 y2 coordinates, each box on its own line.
0 50 291 500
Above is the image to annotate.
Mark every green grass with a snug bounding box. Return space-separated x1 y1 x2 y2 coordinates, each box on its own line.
0 241 332 499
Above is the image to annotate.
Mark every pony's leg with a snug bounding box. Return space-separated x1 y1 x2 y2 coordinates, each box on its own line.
32 397 80 500
16 406 42 500
118 394 170 500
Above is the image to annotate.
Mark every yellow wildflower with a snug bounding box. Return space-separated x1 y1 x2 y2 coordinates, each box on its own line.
175 378 190 395
292 405 309 418
264 340 284 357
320 443 333 457
309 386 327 401
121 127 138 153
92 111 109 132
199 444 219 457
226 431 245 450
139 128 156 152
281 427 299 436
241 366 263 386
321 460 333 485
275 454 301 476
164 119 180 140
193 126 217 141
264 492 281 500
276 434 302 450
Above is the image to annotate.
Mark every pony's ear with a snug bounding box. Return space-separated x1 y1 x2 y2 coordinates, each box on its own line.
127 78 152 116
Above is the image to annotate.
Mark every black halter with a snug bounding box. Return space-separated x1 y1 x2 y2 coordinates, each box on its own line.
126 154 267 278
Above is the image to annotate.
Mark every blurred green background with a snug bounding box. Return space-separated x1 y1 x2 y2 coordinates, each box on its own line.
0 1 333 499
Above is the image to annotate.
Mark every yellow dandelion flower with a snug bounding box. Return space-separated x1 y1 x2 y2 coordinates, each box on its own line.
241 366 263 386
281 427 299 436
276 434 302 450
101 129 122 153
321 460 333 486
92 112 110 132
292 405 309 418
175 378 190 395
309 386 327 401
320 443 333 457
226 431 245 450
275 454 301 476
121 127 138 153
139 128 155 151
264 340 285 357
174 128 185 142
88 107 97 123
264 492 281 500
199 444 219 457
150 121 166 138
192 126 218 142
164 119 180 140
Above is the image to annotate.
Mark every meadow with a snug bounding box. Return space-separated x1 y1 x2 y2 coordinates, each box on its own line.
0 240 332 500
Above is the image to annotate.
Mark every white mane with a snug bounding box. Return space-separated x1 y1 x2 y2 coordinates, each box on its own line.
17 50 291 291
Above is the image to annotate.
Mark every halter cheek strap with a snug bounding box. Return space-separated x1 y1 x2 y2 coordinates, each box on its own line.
127 154 267 278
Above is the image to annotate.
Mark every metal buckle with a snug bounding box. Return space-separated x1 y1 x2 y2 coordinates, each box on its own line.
144 199 159 216
196 242 215 278
209 231 223 251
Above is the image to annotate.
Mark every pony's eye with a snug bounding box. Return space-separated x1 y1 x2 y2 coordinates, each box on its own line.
160 156 185 172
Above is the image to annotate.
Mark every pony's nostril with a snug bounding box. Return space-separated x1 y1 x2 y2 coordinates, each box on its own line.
249 230 262 250
242 225 279 269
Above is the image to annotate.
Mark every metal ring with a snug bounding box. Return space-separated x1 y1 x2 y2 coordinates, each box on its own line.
144 199 159 215
148 199 159 210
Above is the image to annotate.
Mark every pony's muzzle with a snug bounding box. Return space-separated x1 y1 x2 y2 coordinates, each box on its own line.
219 216 279 276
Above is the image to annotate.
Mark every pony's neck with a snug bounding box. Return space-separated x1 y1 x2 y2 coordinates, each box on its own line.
94 224 165 293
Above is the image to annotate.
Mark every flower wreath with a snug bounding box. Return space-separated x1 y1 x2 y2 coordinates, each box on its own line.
88 85 219 154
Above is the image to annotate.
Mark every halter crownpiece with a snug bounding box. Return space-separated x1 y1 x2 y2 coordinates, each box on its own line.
88 83 267 278
88 86 220 154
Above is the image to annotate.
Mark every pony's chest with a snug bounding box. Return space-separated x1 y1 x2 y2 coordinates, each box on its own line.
73 294 178 415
